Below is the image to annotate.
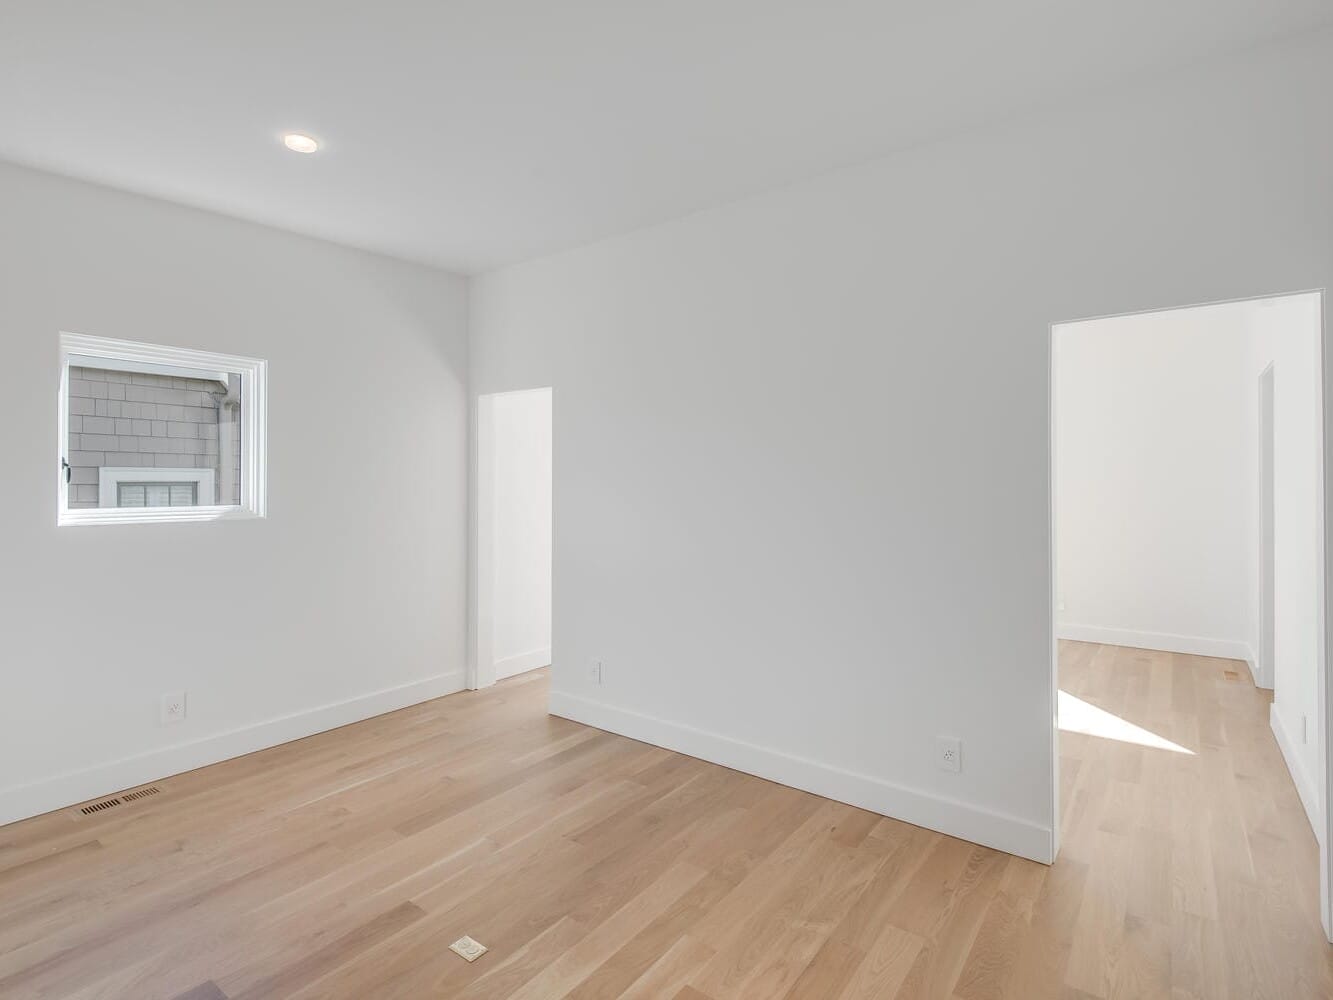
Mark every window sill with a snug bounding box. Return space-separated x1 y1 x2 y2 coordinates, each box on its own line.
58 506 265 527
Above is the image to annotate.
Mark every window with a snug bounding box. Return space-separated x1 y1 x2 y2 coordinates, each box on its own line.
100 467 214 508
58 333 267 525
120 482 195 506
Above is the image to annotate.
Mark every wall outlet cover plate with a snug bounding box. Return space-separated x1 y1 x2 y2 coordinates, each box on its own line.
937 735 962 773
449 936 488 962
161 692 187 725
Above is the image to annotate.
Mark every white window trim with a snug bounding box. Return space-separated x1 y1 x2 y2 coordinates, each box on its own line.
98 467 216 508
58 332 268 527
69 353 231 386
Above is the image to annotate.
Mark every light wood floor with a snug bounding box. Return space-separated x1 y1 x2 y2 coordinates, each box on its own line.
1 643 1330 998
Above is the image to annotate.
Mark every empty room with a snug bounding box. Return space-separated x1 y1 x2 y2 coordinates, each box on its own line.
1 4 1331 999
1053 293 1326 995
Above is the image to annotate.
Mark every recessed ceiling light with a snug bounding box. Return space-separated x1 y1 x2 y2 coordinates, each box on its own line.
282 133 319 154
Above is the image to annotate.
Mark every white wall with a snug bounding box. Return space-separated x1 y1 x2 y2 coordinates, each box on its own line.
1252 293 1325 834
490 388 553 679
1054 301 1260 666
470 30 1333 863
0 163 470 825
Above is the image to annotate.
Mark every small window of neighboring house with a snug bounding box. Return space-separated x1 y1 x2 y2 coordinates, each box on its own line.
58 333 267 526
120 483 195 507
100 467 214 508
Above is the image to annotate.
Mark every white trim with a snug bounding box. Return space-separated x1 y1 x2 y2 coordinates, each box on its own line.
59 506 262 526
58 331 268 526
1051 287 1327 328
1258 362 1277 690
1272 705 1322 844
471 392 498 690
69 353 230 386
0 669 465 828
56 358 69 522
1047 315 1061 864
61 332 261 379
549 690 1053 864
1315 287 1333 941
495 647 551 680
97 466 215 508
1055 624 1259 680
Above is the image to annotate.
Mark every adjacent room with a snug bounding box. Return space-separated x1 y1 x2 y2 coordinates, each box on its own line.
1053 293 1325 995
1 3 1331 998
476 387 554 687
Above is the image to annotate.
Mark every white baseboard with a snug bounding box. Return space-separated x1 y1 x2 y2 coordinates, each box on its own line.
0 669 465 828
1057 624 1260 683
1270 705 1322 844
494 647 552 681
548 691 1053 864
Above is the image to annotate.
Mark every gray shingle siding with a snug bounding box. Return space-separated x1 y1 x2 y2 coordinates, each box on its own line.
66 366 243 509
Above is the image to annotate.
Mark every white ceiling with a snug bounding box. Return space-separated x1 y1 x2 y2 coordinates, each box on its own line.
2 1 1329 274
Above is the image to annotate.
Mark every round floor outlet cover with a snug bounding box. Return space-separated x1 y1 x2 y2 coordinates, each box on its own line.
449 935 488 962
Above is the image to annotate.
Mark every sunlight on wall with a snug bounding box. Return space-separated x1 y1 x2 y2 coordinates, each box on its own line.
1058 690 1194 754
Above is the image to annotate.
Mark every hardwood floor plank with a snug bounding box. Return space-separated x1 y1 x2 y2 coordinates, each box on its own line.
170 983 228 1000
619 934 718 1000
838 923 924 999
561 870 737 1000
229 901 427 1000
951 858 1046 1000
779 936 863 999
502 861 708 1000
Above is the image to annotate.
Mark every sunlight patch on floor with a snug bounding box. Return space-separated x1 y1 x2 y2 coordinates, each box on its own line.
1058 690 1194 754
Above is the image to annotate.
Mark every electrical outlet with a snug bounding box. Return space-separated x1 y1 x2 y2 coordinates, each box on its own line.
449 935 488 962
937 736 962 773
161 692 187 725
588 660 603 686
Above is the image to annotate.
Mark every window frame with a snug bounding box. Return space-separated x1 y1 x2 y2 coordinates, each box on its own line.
58 332 268 526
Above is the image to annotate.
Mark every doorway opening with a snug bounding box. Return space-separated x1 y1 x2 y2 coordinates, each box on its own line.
1050 290 1330 943
472 387 553 689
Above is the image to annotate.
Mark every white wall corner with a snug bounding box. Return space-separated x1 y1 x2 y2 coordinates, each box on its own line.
1271 703 1322 845
549 690 1053 864
1242 645 1264 688
495 647 552 681
0 669 465 827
